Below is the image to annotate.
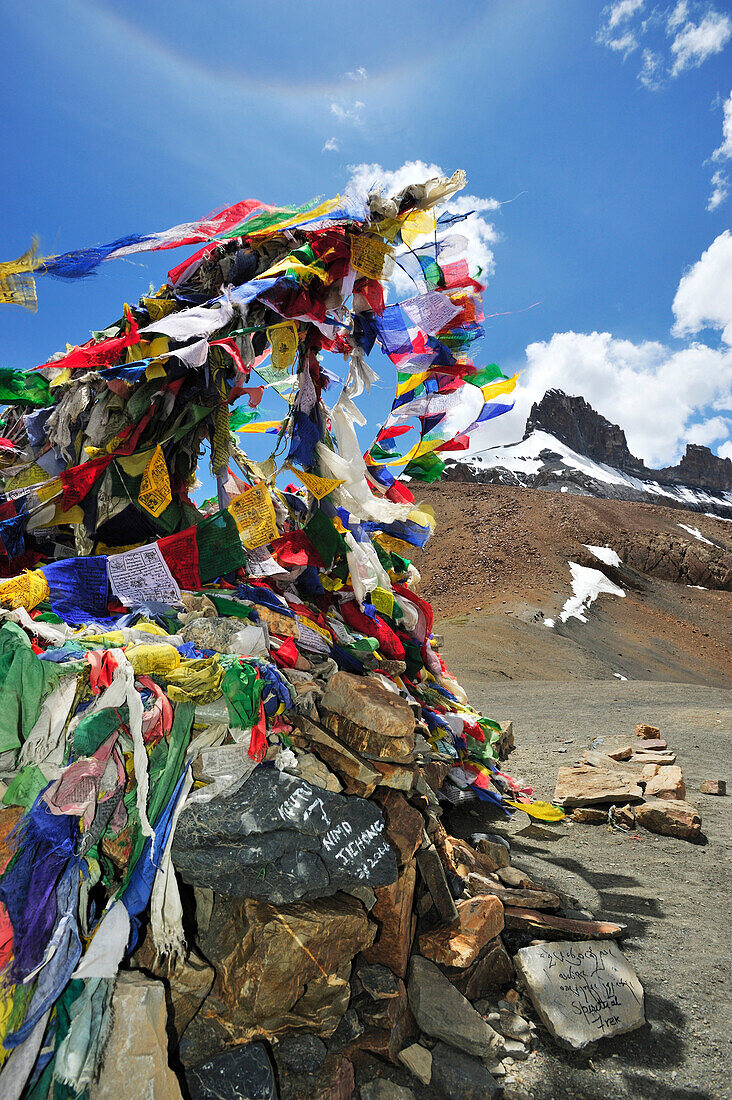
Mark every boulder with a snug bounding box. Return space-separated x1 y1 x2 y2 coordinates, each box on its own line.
571 807 608 824
437 937 515 1000
361 861 417 979
172 768 397 903
430 1041 501 1099
133 937 214 1040
644 765 686 801
635 723 660 739
700 780 726 795
470 834 510 869
360 1083 414 1100
407 956 503 1059
293 716 381 797
515 939 644 1049
418 895 505 968
185 1044 277 1100
194 893 375 1043
289 752 342 793
320 672 415 762
397 1043 432 1085
95 972 182 1100
554 764 643 807
503 907 624 941
275 1032 327 1074
635 798 701 840
372 789 423 867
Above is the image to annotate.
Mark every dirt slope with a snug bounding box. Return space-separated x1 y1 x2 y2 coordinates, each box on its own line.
410 484 732 688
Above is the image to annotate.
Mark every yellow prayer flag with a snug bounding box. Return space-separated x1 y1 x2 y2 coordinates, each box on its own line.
285 463 344 500
142 296 177 321
138 445 172 518
371 585 394 618
350 234 394 281
266 321 299 370
0 570 49 611
481 373 519 402
401 209 436 250
228 482 279 550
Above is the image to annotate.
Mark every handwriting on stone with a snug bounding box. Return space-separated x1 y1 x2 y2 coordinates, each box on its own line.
515 939 645 1049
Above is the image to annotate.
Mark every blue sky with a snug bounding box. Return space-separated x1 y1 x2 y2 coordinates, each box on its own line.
2 0 731 470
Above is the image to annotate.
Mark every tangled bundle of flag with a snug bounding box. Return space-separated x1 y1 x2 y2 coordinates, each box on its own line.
0 169 559 1096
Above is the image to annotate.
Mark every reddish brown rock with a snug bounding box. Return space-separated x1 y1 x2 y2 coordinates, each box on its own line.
700 780 726 796
644 765 686 801
419 895 505 968
320 672 415 761
420 760 452 792
571 807 609 824
635 798 701 840
635 723 660 739
503 907 625 940
606 745 633 761
196 893 375 1042
372 790 423 867
642 763 662 781
371 760 417 791
555 764 643 807
438 937 515 1000
361 861 416 979
638 738 667 751
133 936 214 1040
611 803 636 828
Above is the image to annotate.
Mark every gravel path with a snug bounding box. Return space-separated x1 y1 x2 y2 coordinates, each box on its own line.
442 678 732 1100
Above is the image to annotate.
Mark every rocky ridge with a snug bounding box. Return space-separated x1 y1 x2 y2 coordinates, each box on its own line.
443 390 732 518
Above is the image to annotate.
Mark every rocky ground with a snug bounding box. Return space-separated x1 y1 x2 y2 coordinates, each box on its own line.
438 678 732 1100
414 483 732 688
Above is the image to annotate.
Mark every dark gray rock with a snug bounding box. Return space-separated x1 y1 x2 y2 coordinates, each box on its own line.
431 1041 501 1098
172 767 398 902
274 1032 327 1074
185 1043 277 1100
407 956 503 1060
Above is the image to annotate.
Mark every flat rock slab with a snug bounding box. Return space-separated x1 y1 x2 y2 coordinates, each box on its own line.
555 764 643 807
407 955 503 1060
320 671 415 762
173 767 398 902
515 940 645 1049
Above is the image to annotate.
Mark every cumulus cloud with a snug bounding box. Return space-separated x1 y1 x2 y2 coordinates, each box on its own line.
669 9 732 74
345 160 501 294
596 0 645 57
322 136 340 153
597 1 732 88
472 330 732 466
707 168 729 210
672 230 732 344
469 231 732 465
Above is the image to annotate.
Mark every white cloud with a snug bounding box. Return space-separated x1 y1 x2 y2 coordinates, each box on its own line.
707 168 729 210
711 88 732 161
596 0 645 56
638 48 664 88
345 67 367 82
330 100 365 123
345 160 500 293
672 230 732 344
669 9 732 74
322 136 340 152
667 1 689 32
483 330 732 466
597 2 732 87
471 231 732 465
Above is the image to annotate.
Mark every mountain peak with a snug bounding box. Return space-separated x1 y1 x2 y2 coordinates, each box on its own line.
523 390 641 471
